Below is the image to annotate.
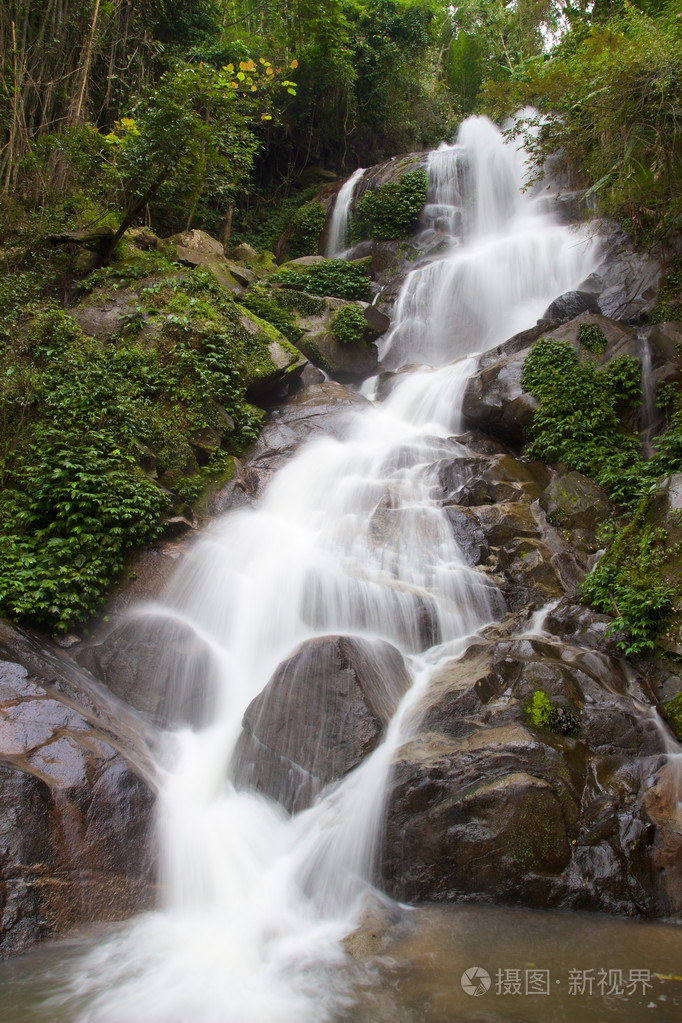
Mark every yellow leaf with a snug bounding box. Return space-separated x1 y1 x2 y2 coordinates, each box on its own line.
227 63 234 72
239 61 248 70
261 113 272 121
290 58 298 69
250 84 257 91
266 66 274 76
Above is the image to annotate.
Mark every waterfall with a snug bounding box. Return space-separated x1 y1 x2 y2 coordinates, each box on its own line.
326 167 365 257
639 331 657 452
32 117 600 1023
380 116 598 371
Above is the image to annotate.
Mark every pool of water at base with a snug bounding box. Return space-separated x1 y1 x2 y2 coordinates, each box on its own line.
1 901 681 1023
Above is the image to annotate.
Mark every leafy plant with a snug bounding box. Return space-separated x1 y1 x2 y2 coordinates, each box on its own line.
522 337 643 504
289 201 327 258
268 257 371 300
580 506 679 657
352 168 428 242
330 303 368 345
661 692 682 742
578 322 607 356
650 260 682 324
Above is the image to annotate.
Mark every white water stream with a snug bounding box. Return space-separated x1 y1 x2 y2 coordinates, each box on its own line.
326 167 366 257
5 117 604 1022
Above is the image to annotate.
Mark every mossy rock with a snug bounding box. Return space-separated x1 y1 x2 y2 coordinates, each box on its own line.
540 471 613 530
661 692 682 741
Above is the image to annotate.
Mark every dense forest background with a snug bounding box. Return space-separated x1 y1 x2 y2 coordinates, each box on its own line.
1 0 680 245
0 0 680 640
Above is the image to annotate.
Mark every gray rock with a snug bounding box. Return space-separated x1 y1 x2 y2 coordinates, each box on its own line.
232 634 411 812
543 288 600 323
540 471 613 530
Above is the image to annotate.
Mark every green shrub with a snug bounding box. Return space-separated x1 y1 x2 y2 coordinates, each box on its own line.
268 258 371 300
0 268 277 631
522 337 643 504
289 201 327 259
580 504 679 657
578 323 607 356
486 7 682 243
650 260 682 325
330 304 368 346
352 168 428 242
241 288 304 344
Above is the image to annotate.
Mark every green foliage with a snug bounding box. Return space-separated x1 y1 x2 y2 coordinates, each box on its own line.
268 258 371 300
352 169 428 241
241 288 305 344
526 689 580 736
661 692 682 742
330 304 368 346
0 429 168 632
522 337 643 504
650 260 682 324
289 201 327 258
578 322 607 355
0 265 280 631
231 183 323 253
580 507 678 656
487 5 682 242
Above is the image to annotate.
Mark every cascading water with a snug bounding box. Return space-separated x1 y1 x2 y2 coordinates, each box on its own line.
380 117 598 371
326 167 366 257
3 117 602 1022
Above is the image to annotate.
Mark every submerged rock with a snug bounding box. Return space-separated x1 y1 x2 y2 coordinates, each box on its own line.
232 634 411 812
0 621 157 958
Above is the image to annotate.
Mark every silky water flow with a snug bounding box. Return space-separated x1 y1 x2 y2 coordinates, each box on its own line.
1 116 605 1022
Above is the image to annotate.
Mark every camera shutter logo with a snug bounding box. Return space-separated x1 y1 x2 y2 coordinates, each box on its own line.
461 967 491 996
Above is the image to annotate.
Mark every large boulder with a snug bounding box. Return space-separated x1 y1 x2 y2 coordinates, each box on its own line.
0 621 157 958
232 634 411 812
381 631 681 916
75 614 217 729
460 325 546 447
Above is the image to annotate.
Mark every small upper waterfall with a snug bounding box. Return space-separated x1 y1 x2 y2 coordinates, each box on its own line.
23 116 601 1023
326 167 365 257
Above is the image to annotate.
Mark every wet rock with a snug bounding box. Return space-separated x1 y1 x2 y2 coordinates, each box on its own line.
0 621 157 958
240 381 370 497
75 614 217 729
438 454 551 507
382 632 678 916
301 330 379 381
543 289 600 323
444 507 490 567
595 231 664 323
540 471 613 530
233 634 411 812
460 326 547 448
